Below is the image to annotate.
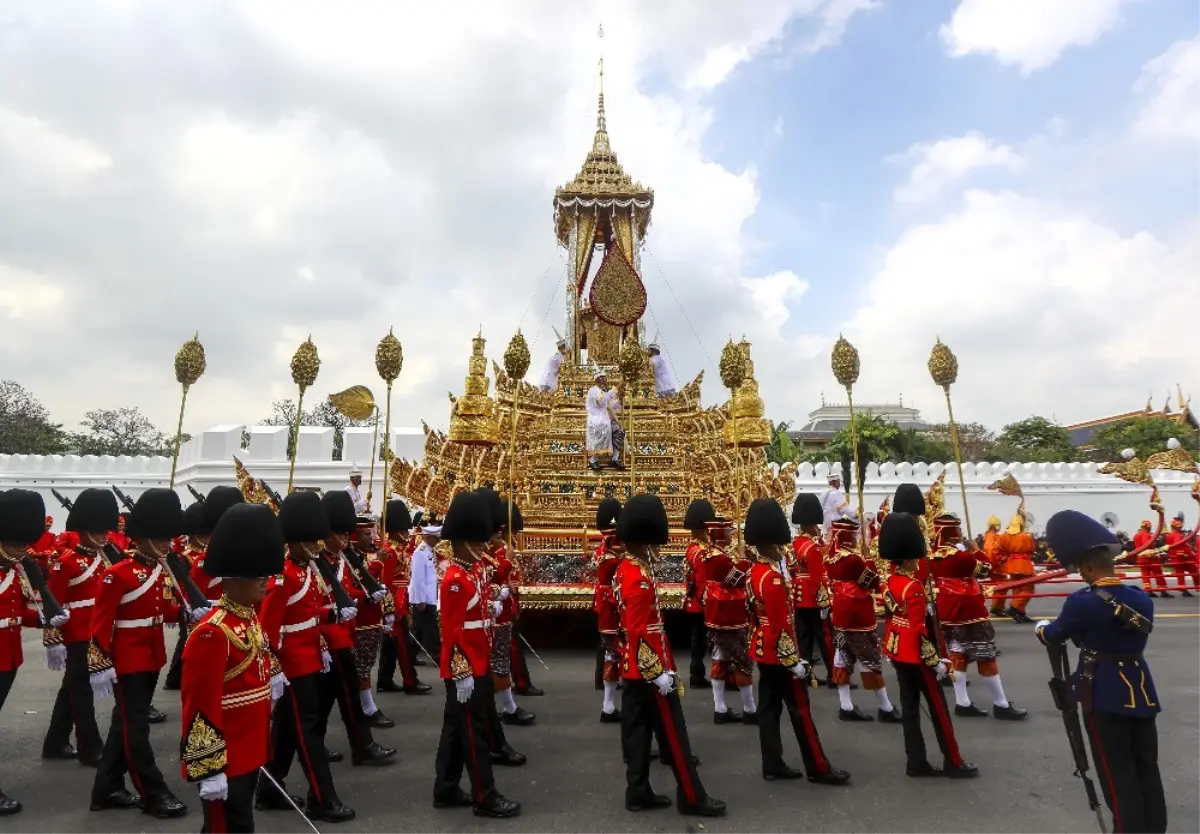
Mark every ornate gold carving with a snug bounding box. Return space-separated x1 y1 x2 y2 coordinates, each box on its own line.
181 712 226 781
588 244 646 327
448 333 498 446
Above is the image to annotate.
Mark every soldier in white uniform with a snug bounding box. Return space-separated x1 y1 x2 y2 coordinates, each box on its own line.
538 330 568 393
647 334 677 398
345 467 370 515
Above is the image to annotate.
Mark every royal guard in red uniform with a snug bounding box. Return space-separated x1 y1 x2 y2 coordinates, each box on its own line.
43 488 122 767
347 516 395 730
180 503 286 833
377 499 431 694
88 488 204 818
893 483 948 658
258 490 355 823
879 511 978 779
695 511 756 724
1166 508 1199 595
487 499 536 726
504 501 543 700
314 491 395 767
788 494 835 683
30 515 58 576
433 490 521 818
825 517 902 723
593 497 624 721
927 513 1026 721
682 499 711 689
163 501 204 692
108 515 131 553
744 498 850 786
0 489 70 815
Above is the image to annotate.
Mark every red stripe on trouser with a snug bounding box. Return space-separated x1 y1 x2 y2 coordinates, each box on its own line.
289 687 321 804
116 679 146 799
919 666 963 767
653 691 698 806
208 799 227 833
790 677 829 774
1086 714 1122 832
395 635 415 687
463 700 484 805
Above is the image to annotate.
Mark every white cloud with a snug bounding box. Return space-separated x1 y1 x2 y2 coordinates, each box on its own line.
1133 35 1200 142
0 263 67 318
738 271 810 331
0 106 112 181
893 132 1025 203
844 190 1198 426
940 0 1128 74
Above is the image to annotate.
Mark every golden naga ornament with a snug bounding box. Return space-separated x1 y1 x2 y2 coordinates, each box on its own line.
719 339 746 390
830 335 860 388
290 336 321 392
928 338 959 389
503 330 532 380
174 333 207 387
987 473 1024 497
376 327 403 382
1145 438 1198 474
328 385 377 421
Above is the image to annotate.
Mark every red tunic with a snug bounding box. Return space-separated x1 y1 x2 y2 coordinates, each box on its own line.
592 542 621 634
107 531 131 552
29 531 58 575
439 560 491 680
48 546 109 645
89 554 181 676
1165 531 1194 564
379 539 413 628
0 564 41 671
683 542 704 614
356 556 385 631
318 551 363 652
260 557 333 679
747 559 801 667
697 547 750 630
489 544 519 625
788 534 826 609
187 545 224 603
1003 531 1036 575
882 572 940 667
928 546 990 626
824 543 878 632
614 556 674 682
180 601 272 782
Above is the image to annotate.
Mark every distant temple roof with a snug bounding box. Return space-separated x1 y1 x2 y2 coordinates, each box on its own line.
788 400 931 445
1067 391 1196 448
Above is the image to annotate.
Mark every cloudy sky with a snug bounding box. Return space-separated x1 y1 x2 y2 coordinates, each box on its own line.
1 0 1196 441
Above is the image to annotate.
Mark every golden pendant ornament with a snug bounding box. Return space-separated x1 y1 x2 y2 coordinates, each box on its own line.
290 336 321 392
927 338 959 389
328 385 377 421
719 339 745 390
174 333 207 387
376 327 403 382
830 335 860 389
588 244 646 327
503 330 532 380
618 338 646 383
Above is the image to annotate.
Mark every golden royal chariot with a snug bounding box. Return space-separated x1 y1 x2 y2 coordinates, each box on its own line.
385 89 793 610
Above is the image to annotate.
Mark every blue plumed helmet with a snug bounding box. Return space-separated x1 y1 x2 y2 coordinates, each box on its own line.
1044 509 1121 570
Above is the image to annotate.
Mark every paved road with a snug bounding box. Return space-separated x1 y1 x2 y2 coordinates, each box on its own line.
3 602 1197 833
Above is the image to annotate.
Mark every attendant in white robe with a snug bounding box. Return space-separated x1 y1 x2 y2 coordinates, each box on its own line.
820 472 854 533
345 467 369 514
647 342 677 397
586 370 623 469
539 336 568 392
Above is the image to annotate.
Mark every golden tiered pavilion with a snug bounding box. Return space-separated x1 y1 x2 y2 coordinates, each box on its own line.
388 87 791 609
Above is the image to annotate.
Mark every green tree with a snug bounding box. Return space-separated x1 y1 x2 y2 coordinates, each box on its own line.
69 406 185 457
993 416 1076 462
766 420 799 465
0 380 68 455
1087 416 1200 462
262 398 373 461
800 412 900 465
923 421 997 462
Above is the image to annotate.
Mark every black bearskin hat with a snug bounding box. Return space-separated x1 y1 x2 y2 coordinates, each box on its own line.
498 500 524 532
473 488 505 535
744 498 791 547
683 498 716 531
617 493 670 546
442 490 492 543
878 512 927 563
201 486 245 536
181 502 205 538
126 488 184 541
0 489 47 545
411 510 425 529
790 493 822 526
384 499 413 533
595 497 621 532
65 488 120 534
893 483 925 516
205 503 285 578
280 490 329 542
320 490 357 535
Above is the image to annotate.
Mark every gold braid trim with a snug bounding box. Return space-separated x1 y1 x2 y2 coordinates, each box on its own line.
919 636 940 668
449 645 472 681
43 626 63 647
180 711 226 781
87 639 113 674
636 638 664 681
776 630 799 668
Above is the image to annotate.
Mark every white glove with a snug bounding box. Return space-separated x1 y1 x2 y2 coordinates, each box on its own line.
90 668 116 701
198 773 228 802
491 601 503 617
652 671 676 697
1036 619 1051 631
49 611 70 628
498 586 511 601
789 659 812 680
820 607 830 620
371 589 387 603
338 606 357 622
270 672 288 703
935 659 950 681
47 643 67 672
321 650 332 673
383 614 395 629
189 605 212 623
455 676 474 703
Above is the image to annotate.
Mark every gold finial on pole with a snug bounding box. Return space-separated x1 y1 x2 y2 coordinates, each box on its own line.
720 339 747 552
170 333 206 489
503 330 531 551
831 335 866 550
375 326 404 534
927 338 972 539
619 337 646 486
287 336 321 492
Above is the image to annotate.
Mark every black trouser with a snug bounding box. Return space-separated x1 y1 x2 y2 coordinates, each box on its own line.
480 674 511 754
435 677 498 807
1085 711 1166 833
377 622 419 689
621 679 707 807
93 670 172 802
510 625 534 691
164 619 188 690
0 669 12 794
794 609 834 669
412 606 441 663
892 661 964 769
757 664 832 776
265 672 338 808
201 770 258 833
44 641 103 758
316 648 374 755
687 613 708 682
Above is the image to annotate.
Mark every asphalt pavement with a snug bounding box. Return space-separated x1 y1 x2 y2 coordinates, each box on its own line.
2 598 1197 833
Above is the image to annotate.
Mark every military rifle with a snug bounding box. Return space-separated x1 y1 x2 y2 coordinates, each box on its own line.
1047 640 1107 833
50 488 73 511
186 484 206 504
111 485 136 512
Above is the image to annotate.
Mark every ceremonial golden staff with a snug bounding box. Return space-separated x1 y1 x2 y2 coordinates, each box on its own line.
376 327 404 535
170 334 206 489
720 339 746 552
928 338 972 539
619 338 646 488
287 336 321 492
503 330 530 550
830 335 866 549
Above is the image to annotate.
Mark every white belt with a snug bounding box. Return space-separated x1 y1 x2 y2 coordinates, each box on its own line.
66 599 95 610
115 616 163 629
0 618 17 628
462 619 493 630
280 617 318 634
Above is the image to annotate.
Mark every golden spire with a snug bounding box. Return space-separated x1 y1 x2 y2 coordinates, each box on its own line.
594 23 609 154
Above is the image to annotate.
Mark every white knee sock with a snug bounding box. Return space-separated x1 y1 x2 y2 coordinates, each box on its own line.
982 674 1009 708
602 681 617 714
712 679 728 713
739 684 756 714
837 684 854 711
359 688 378 716
874 687 894 713
952 671 971 707
500 687 518 714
